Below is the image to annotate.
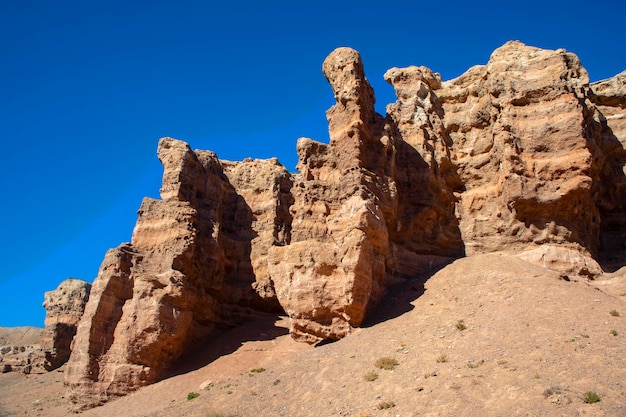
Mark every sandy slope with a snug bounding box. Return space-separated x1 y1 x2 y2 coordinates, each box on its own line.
1 253 625 417
0 326 44 346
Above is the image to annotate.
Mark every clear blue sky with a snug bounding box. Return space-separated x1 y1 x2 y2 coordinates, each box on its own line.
1 0 624 327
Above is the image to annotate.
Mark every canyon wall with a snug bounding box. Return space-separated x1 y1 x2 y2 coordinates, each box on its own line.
64 41 626 409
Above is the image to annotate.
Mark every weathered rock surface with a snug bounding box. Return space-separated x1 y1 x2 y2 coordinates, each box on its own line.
268 47 396 343
589 70 626 270
435 42 601 256
42 278 91 370
62 42 626 408
65 138 292 409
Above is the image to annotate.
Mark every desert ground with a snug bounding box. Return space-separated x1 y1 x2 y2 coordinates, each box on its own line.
1 253 625 417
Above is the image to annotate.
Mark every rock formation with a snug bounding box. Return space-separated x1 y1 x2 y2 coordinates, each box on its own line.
0 278 90 374
268 48 397 343
63 41 626 409
42 278 91 370
437 43 601 256
65 139 292 409
589 70 626 270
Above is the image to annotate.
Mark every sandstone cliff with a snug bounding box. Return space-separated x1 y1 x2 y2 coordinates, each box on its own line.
63 41 626 409
41 278 91 370
65 139 291 409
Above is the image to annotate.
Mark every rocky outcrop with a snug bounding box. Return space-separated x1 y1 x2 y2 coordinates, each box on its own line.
41 278 91 370
65 139 292 410
0 327 46 373
384 65 464 258
427 42 601 256
384 40 626 271
589 70 626 270
0 279 90 374
63 42 626 408
268 48 397 343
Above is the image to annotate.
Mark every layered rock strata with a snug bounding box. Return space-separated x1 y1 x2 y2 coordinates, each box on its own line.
65 139 292 409
42 278 91 370
64 42 626 408
436 43 602 255
268 48 397 343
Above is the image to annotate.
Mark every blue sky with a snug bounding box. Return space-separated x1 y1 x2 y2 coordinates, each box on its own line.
1 0 624 327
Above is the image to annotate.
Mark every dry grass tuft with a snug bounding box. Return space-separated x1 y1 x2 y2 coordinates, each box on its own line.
363 370 379 381
376 400 396 410
374 357 399 370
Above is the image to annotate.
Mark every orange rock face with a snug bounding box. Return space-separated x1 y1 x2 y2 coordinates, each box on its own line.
42 278 91 370
268 48 396 343
65 139 291 409
64 42 626 409
436 42 600 255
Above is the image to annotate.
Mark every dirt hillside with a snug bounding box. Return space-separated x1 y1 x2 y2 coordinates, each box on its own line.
1 253 625 417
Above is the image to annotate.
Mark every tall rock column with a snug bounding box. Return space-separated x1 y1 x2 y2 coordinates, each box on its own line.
384 65 464 258
268 48 396 344
42 278 91 370
64 139 223 409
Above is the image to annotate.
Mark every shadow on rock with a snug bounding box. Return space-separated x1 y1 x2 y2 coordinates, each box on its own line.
166 313 289 377
362 260 454 327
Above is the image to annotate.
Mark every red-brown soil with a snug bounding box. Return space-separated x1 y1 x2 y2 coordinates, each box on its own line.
1 253 625 416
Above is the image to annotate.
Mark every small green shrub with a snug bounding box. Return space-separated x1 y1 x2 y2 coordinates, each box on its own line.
582 391 601 404
455 320 467 331
250 367 266 373
376 401 395 410
610 310 620 317
610 329 618 336
187 392 200 401
374 357 399 370
363 370 379 381
436 354 448 363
